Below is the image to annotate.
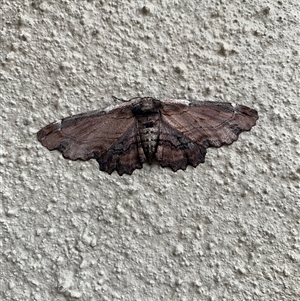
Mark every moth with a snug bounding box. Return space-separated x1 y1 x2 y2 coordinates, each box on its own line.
37 97 258 175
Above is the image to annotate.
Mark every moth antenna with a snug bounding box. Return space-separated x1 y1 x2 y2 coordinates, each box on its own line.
111 96 127 102
112 96 143 103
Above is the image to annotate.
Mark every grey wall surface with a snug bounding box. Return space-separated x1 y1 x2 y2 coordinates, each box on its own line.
1 1 299 300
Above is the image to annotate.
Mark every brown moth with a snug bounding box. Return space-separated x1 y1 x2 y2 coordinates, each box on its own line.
37 97 258 175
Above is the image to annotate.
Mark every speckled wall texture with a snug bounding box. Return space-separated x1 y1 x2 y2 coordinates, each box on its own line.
1 1 299 300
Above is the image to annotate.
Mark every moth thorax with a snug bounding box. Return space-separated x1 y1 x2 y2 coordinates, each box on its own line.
138 117 160 163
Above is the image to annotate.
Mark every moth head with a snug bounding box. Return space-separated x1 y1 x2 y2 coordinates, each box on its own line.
132 97 162 115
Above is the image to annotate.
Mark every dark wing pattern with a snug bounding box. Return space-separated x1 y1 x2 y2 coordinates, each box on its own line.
96 123 146 175
37 105 146 175
155 100 258 171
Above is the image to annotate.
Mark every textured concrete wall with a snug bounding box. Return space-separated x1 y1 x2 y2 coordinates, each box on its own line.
1 1 299 300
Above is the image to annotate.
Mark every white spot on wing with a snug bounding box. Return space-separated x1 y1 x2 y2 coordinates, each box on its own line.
54 120 62 130
231 103 237 113
231 102 238 114
162 98 190 106
104 104 118 113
